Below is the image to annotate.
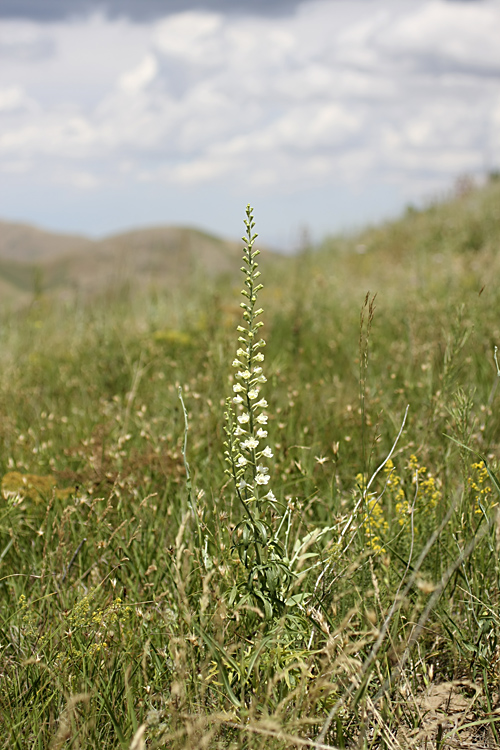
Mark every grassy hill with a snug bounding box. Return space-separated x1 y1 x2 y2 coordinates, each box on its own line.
0 221 274 306
1 178 500 749
0 220 92 262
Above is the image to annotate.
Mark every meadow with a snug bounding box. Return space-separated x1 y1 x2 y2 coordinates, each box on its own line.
1 177 500 749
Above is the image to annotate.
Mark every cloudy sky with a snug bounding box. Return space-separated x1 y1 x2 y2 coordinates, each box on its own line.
0 0 499 249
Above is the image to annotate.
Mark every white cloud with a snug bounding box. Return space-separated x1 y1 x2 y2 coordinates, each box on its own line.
154 11 223 63
0 85 33 112
0 0 499 235
381 2 500 73
119 54 158 94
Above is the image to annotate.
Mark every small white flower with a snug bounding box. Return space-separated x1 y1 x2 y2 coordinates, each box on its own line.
257 464 269 474
234 426 246 436
253 375 267 384
233 383 244 393
237 348 246 357
238 414 250 424
233 396 243 404
255 473 270 485
241 437 259 450
237 478 247 489
256 428 268 438
256 414 268 425
261 446 273 458
253 366 263 375
237 370 251 380
248 389 259 400
254 353 264 362
237 456 248 466
264 490 276 501
255 398 268 408
232 359 241 368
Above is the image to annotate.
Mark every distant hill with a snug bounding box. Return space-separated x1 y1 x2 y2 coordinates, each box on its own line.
0 221 263 306
0 221 93 263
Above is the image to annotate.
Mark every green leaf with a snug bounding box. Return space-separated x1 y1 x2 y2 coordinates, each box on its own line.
286 593 311 607
193 624 242 708
254 520 268 545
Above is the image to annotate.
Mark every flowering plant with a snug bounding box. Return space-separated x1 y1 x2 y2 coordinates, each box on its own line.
224 205 294 619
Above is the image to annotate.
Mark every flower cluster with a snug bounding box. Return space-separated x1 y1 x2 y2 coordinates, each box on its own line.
225 205 275 507
384 459 408 527
408 454 441 510
360 455 442 556
364 506 389 554
357 473 389 554
468 461 495 515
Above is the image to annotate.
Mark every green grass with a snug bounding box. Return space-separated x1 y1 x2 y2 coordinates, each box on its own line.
1 178 500 748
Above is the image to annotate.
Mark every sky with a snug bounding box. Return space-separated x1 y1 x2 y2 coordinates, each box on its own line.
0 0 499 250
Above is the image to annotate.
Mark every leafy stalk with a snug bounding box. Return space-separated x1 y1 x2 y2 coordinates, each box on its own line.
224 205 293 619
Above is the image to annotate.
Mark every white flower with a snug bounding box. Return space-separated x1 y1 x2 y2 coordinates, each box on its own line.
234 426 246 436
254 352 264 362
257 464 269 474
261 446 273 458
237 456 248 466
253 375 267 384
255 473 270 485
264 490 276 501
238 414 250 424
237 370 251 380
256 428 268 438
237 348 246 357
232 359 241 368
237 478 247 489
233 396 243 404
248 389 259 400
241 437 259 450
233 383 244 393
253 366 263 375
255 398 268 408
256 414 268 425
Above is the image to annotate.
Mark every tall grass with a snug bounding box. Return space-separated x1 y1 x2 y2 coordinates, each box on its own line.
1 179 500 748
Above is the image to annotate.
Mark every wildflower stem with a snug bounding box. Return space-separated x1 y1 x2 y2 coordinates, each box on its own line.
224 205 291 617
